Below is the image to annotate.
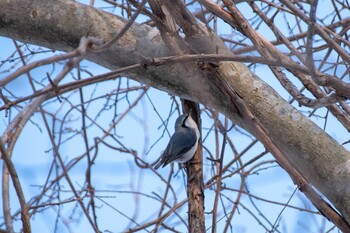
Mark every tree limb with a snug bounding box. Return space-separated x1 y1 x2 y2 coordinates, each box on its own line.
1 0 350 227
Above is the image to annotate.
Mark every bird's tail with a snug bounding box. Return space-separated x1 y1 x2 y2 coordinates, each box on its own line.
154 160 163 170
154 151 164 170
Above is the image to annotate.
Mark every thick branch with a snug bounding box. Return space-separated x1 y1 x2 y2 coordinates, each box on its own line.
1 0 350 226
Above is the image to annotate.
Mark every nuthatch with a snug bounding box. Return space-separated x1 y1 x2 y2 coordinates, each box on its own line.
154 113 200 169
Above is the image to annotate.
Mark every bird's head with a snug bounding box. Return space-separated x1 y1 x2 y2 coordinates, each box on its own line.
175 111 199 137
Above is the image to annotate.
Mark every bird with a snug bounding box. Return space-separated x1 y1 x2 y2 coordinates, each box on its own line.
154 112 200 169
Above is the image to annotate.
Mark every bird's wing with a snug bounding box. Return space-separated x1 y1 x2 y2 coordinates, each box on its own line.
160 129 197 167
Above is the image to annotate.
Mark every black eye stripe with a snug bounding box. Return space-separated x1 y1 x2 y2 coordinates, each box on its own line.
182 114 189 127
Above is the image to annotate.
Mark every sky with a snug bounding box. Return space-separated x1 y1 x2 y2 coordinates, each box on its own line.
0 1 349 233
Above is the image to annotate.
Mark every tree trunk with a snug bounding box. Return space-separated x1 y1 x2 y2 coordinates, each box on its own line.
1 0 350 224
183 101 205 233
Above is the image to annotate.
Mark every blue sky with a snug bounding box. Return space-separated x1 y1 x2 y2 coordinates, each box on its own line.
0 1 349 232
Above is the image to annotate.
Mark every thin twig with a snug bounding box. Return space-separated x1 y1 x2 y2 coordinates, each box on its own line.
0 138 31 233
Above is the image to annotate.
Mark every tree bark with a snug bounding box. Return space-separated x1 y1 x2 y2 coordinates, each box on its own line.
1 0 350 224
183 101 205 233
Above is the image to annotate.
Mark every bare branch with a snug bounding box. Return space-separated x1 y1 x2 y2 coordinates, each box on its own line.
0 138 31 233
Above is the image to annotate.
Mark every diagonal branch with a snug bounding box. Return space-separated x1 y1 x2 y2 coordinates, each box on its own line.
1 0 350 229
0 138 31 233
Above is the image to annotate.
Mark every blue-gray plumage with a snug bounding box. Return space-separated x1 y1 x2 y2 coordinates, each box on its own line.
154 113 200 169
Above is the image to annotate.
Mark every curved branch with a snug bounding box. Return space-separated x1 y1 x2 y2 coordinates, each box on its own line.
1 0 350 229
